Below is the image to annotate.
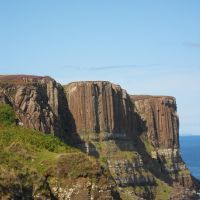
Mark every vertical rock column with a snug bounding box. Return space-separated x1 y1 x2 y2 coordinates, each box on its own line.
131 95 195 188
131 95 179 148
0 75 69 140
64 81 134 139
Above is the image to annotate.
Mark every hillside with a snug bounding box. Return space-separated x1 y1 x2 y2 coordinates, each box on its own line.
0 75 199 199
0 127 119 199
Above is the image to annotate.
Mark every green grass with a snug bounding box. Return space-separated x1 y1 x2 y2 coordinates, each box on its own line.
178 169 190 176
0 125 74 153
0 104 16 125
0 124 104 198
154 178 172 200
141 137 154 154
0 126 174 200
0 125 75 174
0 124 101 176
0 105 174 199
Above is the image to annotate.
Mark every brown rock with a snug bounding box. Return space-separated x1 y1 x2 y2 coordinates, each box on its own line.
131 95 198 190
0 76 199 198
0 75 70 140
131 95 179 148
64 81 134 139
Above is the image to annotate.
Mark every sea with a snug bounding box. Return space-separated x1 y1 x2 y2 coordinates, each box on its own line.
180 136 200 181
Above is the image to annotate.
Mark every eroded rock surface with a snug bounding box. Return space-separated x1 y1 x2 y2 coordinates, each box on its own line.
132 95 179 148
64 81 134 139
0 75 70 140
132 95 198 191
64 82 200 199
0 75 199 199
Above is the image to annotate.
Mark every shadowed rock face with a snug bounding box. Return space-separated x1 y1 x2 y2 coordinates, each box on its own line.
0 75 69 140
131 95 179 148
0 75 199 199
64 81 199 197
131 95 197 190
64 81 134 139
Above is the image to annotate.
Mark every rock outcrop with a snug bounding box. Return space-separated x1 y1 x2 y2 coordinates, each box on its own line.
64 81 200 199
64 81 135 140
131 95 179 148
131 95 196 189
0 75 70 140
0 75 199 199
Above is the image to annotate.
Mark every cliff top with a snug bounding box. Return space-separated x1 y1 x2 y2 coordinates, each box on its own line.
64 81 123 91
0 75 53 85
0 75 175 101
131 95 176 101
66 80 119 86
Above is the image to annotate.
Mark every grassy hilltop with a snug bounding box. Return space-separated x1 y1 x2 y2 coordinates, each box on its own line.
0 104 112 199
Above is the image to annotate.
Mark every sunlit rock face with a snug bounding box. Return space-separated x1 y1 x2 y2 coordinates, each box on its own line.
131 95 197 189
64 82 199 198
131 95 179 148
0 75 69 139
0 75 199 199
64 81 135 139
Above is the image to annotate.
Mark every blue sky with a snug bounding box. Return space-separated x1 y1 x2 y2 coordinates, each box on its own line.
0 1 199 135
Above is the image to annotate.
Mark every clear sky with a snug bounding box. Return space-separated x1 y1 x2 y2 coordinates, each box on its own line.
0 1 199 135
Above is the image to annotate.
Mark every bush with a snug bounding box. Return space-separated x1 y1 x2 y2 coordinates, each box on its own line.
0 104 16 125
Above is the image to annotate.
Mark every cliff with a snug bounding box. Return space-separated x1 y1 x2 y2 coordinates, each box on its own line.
0 75 199 200
0 75 71 140
132 95 197 189
64 81 135 139
0 123 119 200
64 81 200 199
131 95 179 148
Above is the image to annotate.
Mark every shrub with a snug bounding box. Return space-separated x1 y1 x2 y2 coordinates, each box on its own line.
0 104 16 125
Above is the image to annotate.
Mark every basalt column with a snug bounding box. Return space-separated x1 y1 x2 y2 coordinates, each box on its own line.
64 81 134 140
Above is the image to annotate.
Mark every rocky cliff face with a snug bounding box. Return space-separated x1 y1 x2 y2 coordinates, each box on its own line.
64 81 135 140
64 81 200 199
131 95 179 148
0 75 199 199
131 95 197 190
0 75 70 140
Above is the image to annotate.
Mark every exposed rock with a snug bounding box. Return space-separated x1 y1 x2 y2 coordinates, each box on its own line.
0 75 199 199
131 95 179 148
0 75 70 140
65 83 200 199
50 178 118 200
64 81 134 139
132 95 198 190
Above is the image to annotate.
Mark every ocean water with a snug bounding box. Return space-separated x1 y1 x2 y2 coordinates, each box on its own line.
180 136 200 181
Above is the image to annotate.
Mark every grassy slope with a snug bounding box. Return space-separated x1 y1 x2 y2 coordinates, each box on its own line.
92 138 172 200
0 104 173 199
0 125 102 198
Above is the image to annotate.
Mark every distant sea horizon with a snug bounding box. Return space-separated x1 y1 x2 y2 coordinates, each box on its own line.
180 135 200 181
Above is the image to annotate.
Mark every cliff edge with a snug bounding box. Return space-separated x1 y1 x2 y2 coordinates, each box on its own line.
0 75 73 141
0 75 199 199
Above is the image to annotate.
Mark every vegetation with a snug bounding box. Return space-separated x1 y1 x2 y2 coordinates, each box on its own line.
0 104 16 125
142 138 154 154
0 104 180 199
154 178 172 200
0 124 101 175
0 120 102 198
